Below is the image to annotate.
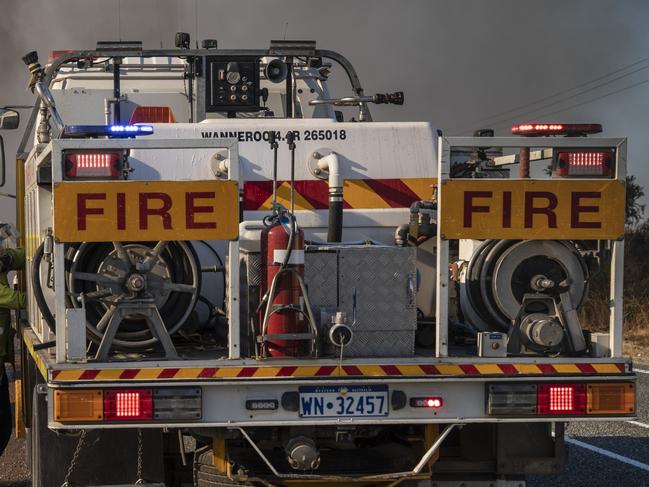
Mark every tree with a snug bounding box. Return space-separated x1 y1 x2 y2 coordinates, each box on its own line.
625 175 645 226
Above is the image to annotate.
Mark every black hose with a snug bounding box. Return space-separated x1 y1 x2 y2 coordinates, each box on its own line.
197 240 226 309
32 242 55 333
327 196 343 242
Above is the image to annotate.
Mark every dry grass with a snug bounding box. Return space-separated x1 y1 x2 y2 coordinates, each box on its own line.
578 222 649 361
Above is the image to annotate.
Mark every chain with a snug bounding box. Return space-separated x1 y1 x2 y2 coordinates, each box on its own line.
337 339 345 376
61 429 87 487
135 428 145 484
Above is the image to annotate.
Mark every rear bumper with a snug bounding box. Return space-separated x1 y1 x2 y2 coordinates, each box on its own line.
46 374 637 429
24 329 637 429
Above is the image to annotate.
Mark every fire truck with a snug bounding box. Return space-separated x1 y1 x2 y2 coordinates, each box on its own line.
0 38 637 486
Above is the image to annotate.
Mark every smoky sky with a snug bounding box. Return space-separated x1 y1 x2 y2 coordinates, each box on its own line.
1 0 648 223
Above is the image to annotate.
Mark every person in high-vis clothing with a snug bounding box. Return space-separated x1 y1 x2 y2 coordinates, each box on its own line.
0 244 25 454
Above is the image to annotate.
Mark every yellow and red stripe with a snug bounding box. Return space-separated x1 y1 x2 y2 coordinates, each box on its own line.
49 362 627 382
243 177 436 211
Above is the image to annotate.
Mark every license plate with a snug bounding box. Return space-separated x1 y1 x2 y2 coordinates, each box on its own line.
298 385 389 418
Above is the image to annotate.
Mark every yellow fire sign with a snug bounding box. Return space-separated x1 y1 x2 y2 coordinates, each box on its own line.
440 179 625 240
53 180 239 243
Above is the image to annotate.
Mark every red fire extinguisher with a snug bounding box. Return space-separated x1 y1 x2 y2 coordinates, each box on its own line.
259 217 307 357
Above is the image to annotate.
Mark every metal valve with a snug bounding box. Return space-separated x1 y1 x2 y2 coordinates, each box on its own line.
329 312 353 347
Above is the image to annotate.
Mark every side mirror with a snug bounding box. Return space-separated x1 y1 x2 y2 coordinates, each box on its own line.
0 109 19 130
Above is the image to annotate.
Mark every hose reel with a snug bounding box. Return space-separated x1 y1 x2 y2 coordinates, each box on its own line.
463 240 588 333
66 240 200 355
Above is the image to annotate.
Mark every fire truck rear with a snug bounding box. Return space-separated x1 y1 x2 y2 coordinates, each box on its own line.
5 39 637 487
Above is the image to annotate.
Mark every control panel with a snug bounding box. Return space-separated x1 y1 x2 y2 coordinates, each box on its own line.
205 56 261 113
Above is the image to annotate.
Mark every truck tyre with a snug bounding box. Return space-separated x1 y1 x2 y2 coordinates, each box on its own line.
194 446 254 486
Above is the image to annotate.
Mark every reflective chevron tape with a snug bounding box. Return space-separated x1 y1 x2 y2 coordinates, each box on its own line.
49 362 627 382
243 178 437 211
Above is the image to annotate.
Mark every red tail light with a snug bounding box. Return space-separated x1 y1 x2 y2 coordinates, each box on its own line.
554 151 612 177
537 383 586 415
65 152 123 179
103 389 153 421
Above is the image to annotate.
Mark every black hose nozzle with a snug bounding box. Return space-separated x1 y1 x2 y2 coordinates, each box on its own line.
267 130 278 149
22 51 39 66
286 131 296 149
374 91 404 105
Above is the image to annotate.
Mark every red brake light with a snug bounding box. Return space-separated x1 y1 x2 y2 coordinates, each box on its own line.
537 383 586 415
65 152 123 179
512 123 602 136
410 396 443 408
555 151 612 177
103 389 153 421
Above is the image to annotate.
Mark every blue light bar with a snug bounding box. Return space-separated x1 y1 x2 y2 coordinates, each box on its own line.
63 124 155 138
110 125 154 134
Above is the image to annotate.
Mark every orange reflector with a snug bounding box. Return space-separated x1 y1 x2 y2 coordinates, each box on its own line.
587 383 635 415
54 389 104 422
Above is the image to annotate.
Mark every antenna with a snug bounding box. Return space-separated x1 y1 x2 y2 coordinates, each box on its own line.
194 0 199 42
117 0 122 41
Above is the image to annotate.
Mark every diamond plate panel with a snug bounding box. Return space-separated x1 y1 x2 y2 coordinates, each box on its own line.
345 330 415 357
241 250 262 287
304 245 416 357
339 247 416 333
304 249 338 308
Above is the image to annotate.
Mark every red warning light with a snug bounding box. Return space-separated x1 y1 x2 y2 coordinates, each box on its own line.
410 396 444 408
512 123 602 137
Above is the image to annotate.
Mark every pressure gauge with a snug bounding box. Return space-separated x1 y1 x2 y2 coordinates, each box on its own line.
226 71 241 84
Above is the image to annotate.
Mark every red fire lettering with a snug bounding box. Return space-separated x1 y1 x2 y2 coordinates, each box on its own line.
463 191 492 227
571 192 602 228
185 192 217 229
77 193 106 230
116 193 126 230
139 192 172 230
524 192 557 228
502 191 512 228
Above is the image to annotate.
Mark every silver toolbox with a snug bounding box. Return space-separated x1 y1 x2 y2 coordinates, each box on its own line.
305 245 417 357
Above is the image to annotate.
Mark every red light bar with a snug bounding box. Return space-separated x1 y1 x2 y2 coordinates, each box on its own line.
555 151 612 177
512 123 602 136
537 383 586 415
104 389 153 421
410 397 443 408
65 152 122 178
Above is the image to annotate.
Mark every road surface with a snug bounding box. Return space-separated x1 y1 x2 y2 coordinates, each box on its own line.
0 368 647 486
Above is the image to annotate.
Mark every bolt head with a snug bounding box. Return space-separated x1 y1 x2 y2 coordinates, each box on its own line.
126 273 146 292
